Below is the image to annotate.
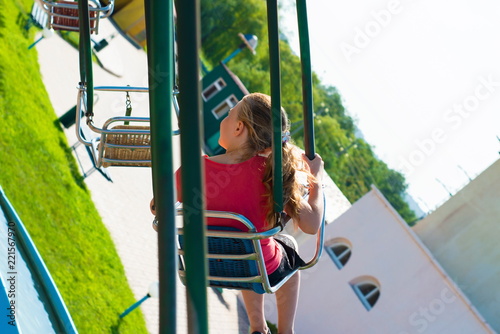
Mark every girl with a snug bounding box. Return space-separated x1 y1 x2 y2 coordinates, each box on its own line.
153 93 324 334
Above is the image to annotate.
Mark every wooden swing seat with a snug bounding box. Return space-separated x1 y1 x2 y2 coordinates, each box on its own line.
75 85 180 168
100 124 151 167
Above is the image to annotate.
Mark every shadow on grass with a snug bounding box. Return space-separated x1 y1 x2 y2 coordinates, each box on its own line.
54 119 88 192
16 12 32 38
110 316 123 334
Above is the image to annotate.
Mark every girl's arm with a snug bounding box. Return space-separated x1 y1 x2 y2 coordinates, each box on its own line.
293 153 325 234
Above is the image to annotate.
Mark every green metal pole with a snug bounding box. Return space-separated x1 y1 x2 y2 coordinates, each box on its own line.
296 0 315 159
144 1 176 333
267 0 283 214
78 0 93 117
175 0 209 333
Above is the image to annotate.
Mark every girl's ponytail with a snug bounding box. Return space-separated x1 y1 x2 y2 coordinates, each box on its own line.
262 142 311 229
237 93 312 229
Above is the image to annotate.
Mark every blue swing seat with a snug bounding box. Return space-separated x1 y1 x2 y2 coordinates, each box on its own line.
176 205 325 294
179 224 276 294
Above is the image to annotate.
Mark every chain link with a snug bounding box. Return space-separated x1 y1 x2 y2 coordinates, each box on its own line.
125 91 132 114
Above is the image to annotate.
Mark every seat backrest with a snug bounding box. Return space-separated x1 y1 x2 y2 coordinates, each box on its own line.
178 226 267 294
176 209 286 294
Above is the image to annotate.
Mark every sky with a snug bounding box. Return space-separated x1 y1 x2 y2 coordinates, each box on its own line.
280 0 500 212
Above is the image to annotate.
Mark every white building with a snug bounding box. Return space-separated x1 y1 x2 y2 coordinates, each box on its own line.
268 186 494 334
413 159 500 333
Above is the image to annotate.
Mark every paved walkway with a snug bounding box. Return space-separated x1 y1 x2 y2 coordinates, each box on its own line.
36 20 245 334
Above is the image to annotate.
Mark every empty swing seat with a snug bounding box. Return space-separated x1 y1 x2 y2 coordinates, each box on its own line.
51 1 97 31
100 124 151 167
38 0 114 33
95 119 152 168
75 85 181 168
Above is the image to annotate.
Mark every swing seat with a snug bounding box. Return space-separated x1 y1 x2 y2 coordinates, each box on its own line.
97 120 152 167
39 0 114 33
205 227 265 293
176 206 325 294
51 1 97 32
75 84 180 168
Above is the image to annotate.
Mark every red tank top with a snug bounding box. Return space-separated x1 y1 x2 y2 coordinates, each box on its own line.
175 155 282 274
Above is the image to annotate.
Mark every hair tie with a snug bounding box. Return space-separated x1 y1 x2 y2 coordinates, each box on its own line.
282 130 291 144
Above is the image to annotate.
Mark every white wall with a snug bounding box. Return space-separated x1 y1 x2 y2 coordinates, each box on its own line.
265 187 493 333
414 159 500 332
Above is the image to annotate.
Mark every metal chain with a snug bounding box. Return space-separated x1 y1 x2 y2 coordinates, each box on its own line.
125 91 132 115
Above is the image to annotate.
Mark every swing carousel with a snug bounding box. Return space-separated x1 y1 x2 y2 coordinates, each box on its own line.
51 0 325 331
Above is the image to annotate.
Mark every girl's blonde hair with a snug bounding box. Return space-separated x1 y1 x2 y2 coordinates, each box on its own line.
236 93 310 228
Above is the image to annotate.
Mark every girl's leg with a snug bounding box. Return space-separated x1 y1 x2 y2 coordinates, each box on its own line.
241 290 268 333
275 271 300 334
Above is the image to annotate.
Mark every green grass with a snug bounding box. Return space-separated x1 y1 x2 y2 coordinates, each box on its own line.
0 0 149 333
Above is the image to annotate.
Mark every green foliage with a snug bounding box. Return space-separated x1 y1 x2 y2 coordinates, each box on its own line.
0 0 148 332
200 0 267 66
200 2 417 223
267 320 278 334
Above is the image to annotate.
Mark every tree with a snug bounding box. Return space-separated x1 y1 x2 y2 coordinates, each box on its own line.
200 0 267 65
199 3 417 224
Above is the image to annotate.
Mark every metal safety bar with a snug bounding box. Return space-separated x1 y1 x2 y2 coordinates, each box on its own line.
296 0 316 160
94 86 149 93
143 0 177 330
266 0 283 215
300 193 326 269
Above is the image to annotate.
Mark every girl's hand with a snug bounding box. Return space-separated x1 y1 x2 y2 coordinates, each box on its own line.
302 153 324 180
150 198 156 215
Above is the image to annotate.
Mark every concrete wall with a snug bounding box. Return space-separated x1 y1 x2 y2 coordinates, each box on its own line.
266 187 493 333
413 159 500 332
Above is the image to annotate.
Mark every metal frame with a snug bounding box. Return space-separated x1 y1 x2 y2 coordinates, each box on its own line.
70 123 113 181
